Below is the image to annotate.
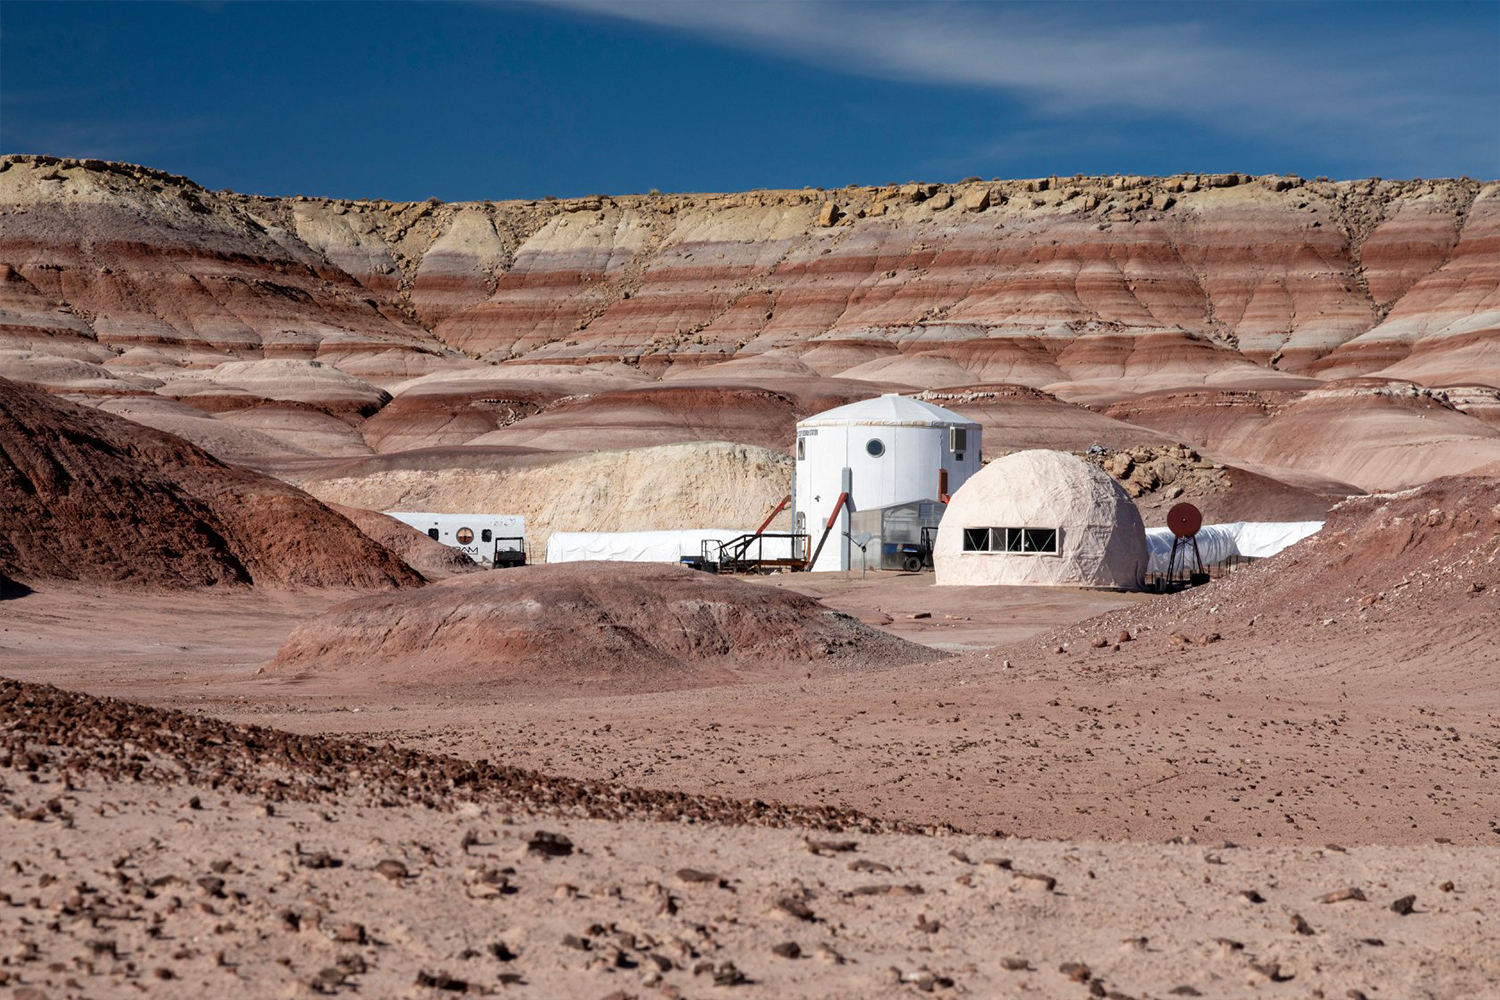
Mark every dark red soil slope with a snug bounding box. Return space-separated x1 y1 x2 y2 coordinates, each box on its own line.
0 377 421 589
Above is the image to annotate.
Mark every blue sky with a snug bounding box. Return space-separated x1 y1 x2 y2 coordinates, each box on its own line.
2 1 1496 200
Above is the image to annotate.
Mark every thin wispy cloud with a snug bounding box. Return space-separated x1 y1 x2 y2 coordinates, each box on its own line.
546 0 1498 174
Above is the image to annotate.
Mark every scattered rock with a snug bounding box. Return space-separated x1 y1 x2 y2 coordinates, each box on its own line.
414 970 469 991
375 859 409 881
527 831 574 858
1060 961 1092 982
1250 959 1293 982
1390 894 1417 915
331 922 366 944
774 897 815 921
1318 887 1367 903
676 868 725 887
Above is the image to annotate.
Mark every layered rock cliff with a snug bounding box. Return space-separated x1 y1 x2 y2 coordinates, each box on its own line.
2 156 1492 393
1 155 1495 493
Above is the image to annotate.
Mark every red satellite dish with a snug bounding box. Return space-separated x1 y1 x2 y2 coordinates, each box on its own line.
1167 502 1202 539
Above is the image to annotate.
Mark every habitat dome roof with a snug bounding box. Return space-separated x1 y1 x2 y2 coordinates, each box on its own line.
934 449 1148 590
797 393 979 429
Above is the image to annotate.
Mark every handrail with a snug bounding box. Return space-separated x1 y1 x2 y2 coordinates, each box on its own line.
701 532 809 571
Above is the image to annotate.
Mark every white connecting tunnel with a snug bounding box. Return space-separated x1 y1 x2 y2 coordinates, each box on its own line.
1144 521 1323 575
544 530 799 565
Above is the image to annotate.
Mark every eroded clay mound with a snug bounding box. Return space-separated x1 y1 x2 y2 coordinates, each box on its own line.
271 562 940 691
327 504 483 580
0 376 421 590
1032 472 1500 687
1104 381 1500 492
1080 443 1350 522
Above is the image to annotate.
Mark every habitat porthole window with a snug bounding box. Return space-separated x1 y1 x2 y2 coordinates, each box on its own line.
427 528 440 540
796 437 806 460
481 529 492 543
866 438 886 457
456 527 474 544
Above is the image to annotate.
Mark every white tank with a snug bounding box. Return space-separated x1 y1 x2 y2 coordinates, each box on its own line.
794 394 981 572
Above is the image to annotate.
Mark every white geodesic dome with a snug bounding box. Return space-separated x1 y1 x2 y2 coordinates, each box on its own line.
934 449 1148 589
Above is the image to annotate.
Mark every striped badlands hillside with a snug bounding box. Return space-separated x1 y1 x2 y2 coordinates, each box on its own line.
1 155 1495 492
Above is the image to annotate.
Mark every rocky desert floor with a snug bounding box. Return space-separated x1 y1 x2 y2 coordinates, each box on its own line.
6 492 1500 1000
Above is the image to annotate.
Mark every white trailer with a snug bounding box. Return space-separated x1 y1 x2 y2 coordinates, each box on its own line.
384 512 526 568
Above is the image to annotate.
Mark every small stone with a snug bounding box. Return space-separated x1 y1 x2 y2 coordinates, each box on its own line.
805 838 858 854
299 851 340 870
1390 894 1417 915
526 831 574 858
1318 887 1367 903
712 961 747 986
775 897 815 921
1291 913 1316 935
331 922 366 944
771 941 800 959
1239 889 1265 904
676 868 723 886
815 944 846 965
375 859 408 881
1000 957 1030 971
1249 960 1291 982
414 970 468 991
1014 871 1057 891
1060 962 1091 982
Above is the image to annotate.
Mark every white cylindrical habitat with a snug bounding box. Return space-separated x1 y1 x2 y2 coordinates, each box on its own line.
794 394 981 572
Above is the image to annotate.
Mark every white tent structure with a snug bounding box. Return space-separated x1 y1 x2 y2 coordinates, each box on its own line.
795 394 981 572
934 450 1148 589
1144 520 1322 575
